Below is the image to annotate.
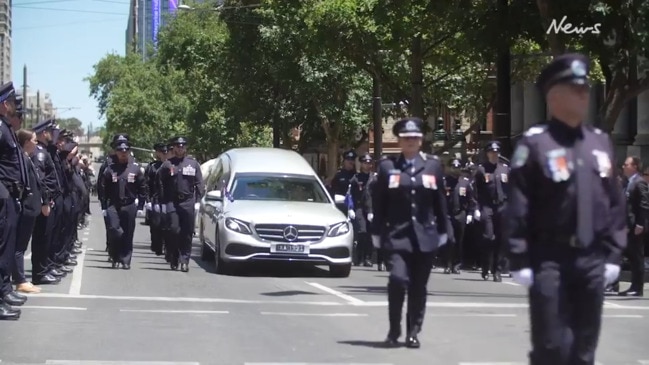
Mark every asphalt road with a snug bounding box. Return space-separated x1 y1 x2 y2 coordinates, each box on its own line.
1 200 648 365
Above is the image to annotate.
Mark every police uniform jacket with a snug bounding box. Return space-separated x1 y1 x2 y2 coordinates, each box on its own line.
101 159 146 210
625 173 649 230
0 117 29 199
361 173 377 216
32 143 61 205
331 168 356 196
158 156 204 206
445 174 477 219
370 153 448 253
22 157 44 218
506 121 627 271
475 161 510 211
349 172 371 233
145 160 163 203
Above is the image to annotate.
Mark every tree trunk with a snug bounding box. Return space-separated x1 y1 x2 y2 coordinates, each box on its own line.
600 87 628 132
535 0 565 56
409 34 425 118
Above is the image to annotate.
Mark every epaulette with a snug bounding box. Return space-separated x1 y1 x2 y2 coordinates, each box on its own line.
523 125 547 137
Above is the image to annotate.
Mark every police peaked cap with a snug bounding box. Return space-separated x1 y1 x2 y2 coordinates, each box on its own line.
449 158 462 168
62 142 78 153
169 136 188 145
114 141 131 151
32 119 55 134
485 141 501 152
153 142 168 151
343 150 357 160
0 82 15 103
14 94 23 106
111 133 130 147
537 53 590 94
359 153 372 163
392 117 424 138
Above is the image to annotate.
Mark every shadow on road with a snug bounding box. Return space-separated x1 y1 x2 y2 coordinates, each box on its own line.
334 285 527 299
337 340 398 349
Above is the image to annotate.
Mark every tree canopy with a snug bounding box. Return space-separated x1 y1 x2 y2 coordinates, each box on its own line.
87 0 649 169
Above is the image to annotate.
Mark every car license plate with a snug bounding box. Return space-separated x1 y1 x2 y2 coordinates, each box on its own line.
272 243 309 254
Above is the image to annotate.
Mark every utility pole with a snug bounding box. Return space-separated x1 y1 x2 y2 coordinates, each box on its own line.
36 90 41 123
22 65 28 127
372 73 382 159
493 0 512 157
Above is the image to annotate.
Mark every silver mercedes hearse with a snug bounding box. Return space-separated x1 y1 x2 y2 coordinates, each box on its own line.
198 147 353 277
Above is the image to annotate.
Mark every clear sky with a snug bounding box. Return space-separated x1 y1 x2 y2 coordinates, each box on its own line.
12 0 130 131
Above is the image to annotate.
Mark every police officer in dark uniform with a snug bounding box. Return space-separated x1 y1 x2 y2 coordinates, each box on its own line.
0 82 29 319
31 119 62 285
506 53 626 365
98 134 129 257
370 117 448 348
348 153 373 266
56 133 80 271
157 136 204 272
145 143 168 256
101 140 146 269
443 158 477 274
330 150 357 210
364 171 386 271
475 141 508 281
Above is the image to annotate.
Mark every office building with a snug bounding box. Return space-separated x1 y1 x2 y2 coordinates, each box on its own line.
0 0 11 84
126 0 211 59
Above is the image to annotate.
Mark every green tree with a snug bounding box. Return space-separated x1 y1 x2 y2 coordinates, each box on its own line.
56 117 84 136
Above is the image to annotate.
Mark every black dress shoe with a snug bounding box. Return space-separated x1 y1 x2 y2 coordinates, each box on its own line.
377 263 385 272
3 292 26 306
60 266 73 273
443 267 452 274
170 263 178 270
65 259 78 266
11 291 27 301
619 290 644 297
405 336 420 348
180 263 189 272
50 269 66 277
0 301 20 320
481 271 489 280
122 264 131 270
493 272 502 282
112 261 119 269
69 254 78 260
32 274 60 285
452 268 461 274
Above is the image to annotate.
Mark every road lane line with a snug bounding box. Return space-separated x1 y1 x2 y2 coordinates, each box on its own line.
68 248 87 295
501 281 520 286
305 282 365 305
604 301 624 307
602 314 644 318
45 360 201 365
429 313 517 318
31 293 344 305
83 231 89 235
260 312 367 317
24 252 32 260
244 363 393 365
638 360 649 365
458 363 524 365
120 309 228 314
21 305 87 311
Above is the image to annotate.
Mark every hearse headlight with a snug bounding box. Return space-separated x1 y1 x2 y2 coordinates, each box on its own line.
328 221 350 237
225 217 252 235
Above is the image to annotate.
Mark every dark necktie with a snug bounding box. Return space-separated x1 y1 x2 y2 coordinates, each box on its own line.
575 137 593 246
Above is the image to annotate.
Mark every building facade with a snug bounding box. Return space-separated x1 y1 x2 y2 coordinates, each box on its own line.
126 0 210 59
0 0 11 84
22 90 55 128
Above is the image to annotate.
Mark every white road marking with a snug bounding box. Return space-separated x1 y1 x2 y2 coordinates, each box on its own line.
119 309 229 314
24 252 32 260
458 363 524 365
602 314 644 318
501 281 520 286
429 313 517 318
638 360 649 365
244 363 393 365
68 248 86 295
31 293 344 305
83 231 89 235
305 282 365 305
260 312 367 317
45 360 200 365
82 237 89 241
604 301 624 307
359 301 529 308
21 305 87 311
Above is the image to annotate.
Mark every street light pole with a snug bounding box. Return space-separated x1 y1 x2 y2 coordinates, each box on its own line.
372 73 382 159
493 0 512 156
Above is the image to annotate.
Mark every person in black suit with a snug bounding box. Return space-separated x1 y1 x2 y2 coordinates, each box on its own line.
370 117 448 349
620 156 648 296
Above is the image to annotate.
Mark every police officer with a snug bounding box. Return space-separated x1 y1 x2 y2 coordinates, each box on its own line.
363 171 386 271
443 158 477 274
0 82 29 319
475 141 508 281
101 140 146 269
145 142 168 256
348 153 373 266
506 53 626 365
31 119 62 285
55 133 81 271
98 134 129 257
158 137 204 272
370 117 448 348
330 150 357 209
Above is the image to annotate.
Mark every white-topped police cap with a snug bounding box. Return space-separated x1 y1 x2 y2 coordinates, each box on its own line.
449 158 462 168
0 82 15 103
31 119 56 134
112 133 130 143
359 153 372 162
392 117 424 138
114 141 130 151
536 53 590 93
485 140 501 152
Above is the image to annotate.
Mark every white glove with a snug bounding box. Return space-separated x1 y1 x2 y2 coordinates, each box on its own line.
367 213 373 222
439 233 448 246
153 204 160 213
348 210 356 220
604 264 621 287
466 215 473 224
474 209 481 221
137 210 145 217
145 202 152 210
102 210 107 217
371 235 381 248
511 268 534 288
